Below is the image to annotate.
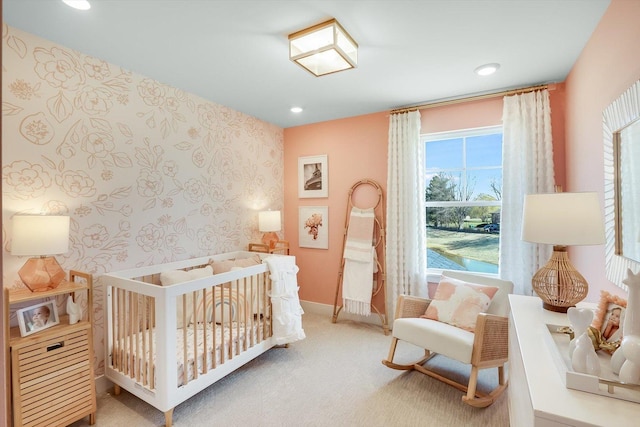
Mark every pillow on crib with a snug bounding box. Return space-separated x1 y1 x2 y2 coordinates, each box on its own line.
194 287 247 324
209 255 261 274
160 265 213 328
421 276 499 332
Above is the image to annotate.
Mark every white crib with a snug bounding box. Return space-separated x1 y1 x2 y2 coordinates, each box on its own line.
102 251 292 427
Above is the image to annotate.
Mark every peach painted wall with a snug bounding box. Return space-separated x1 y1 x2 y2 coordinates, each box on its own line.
283 112 388 307
420 97 503 133
284 92 566 308
564 0 640 302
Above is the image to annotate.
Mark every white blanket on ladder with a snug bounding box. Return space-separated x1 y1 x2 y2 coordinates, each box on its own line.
264 256 306 345
342 207 375 316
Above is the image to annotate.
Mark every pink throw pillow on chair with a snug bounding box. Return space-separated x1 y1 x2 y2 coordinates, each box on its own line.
421 276 499 332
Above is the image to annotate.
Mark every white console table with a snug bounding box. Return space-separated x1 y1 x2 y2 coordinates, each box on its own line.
509 294 640 426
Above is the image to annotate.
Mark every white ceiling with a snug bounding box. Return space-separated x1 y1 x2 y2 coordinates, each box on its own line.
3 0 611 129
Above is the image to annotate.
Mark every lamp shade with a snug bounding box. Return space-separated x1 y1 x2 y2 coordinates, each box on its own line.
289 18 357 77
259 210 281 232
11 215 70 256
521 192 605 246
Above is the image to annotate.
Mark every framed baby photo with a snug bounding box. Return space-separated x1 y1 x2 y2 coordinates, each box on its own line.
592 291 627 344
17 300 60 337
298 155 328 198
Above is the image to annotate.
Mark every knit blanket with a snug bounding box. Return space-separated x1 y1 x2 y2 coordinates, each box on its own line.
342 207 375 316
264 256 306 345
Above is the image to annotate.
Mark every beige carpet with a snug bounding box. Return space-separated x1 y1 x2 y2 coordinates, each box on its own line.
70 311 509 427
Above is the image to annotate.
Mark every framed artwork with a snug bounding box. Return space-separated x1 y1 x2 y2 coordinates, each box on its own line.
592 291 627 344
299 206 329 249
17 300 60 337
298 155 328 198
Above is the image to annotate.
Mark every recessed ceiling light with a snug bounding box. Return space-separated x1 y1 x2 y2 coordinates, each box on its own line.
62 0 91 10
290 107 303 113
474 63 500 76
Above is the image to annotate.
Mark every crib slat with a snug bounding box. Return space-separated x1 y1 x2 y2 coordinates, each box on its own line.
149 300 155 390
220 286 226 364
192 290 198 382
262 273 267 341
182 295 188 385
133 292 139 383
114 288 119 370
110 287 115 370
118 289 124 371
211 288 217 369
142 295 147 386
228 284 234 361
265 272 272 339
253 274 258 344
128 291 134 376
233 280 239 357
201 288 208 375
242 277 248 351
256 274 262 343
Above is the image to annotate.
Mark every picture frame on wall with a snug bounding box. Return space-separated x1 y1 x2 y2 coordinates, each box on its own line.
17 300 60 337
298 155 328 198
299 206 329 249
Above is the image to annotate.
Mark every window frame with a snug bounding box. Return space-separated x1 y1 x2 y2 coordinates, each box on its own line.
423 125 503 278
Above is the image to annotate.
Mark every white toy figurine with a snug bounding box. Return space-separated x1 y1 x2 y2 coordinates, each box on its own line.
617 268 640 384
67 296 82 325
568 307 601 376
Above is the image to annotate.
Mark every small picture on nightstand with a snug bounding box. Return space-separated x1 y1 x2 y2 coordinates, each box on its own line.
17 300 60 337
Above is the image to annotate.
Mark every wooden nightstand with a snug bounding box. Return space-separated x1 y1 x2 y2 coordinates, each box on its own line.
248 240 290 255
4 270 96 427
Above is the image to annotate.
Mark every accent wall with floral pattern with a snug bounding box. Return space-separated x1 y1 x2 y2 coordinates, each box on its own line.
2 25 284 375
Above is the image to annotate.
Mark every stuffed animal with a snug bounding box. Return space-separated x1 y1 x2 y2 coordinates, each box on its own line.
568 307 601 376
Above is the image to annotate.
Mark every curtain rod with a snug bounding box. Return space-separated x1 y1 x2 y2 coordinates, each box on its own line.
390 84 551 114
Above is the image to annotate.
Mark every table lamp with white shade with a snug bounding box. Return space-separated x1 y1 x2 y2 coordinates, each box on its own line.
11 215 70 292
259 210 281 249
521 192 605 312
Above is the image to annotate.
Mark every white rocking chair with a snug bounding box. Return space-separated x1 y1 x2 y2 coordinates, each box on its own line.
382 270 514 407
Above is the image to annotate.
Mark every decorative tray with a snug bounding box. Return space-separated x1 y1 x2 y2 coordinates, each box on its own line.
543 323 640 404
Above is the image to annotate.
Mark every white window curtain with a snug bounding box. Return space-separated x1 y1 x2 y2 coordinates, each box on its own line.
386 111 427 322
500 90 555 295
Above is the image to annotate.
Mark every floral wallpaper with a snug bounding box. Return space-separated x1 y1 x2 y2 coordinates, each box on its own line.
2 25 284 375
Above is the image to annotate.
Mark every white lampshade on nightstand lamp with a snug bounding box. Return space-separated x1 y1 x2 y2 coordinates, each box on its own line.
522 192 605 312
11 215 70 292
259 210 281 249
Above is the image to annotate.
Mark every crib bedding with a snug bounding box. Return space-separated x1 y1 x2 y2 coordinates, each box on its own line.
114 320 267 387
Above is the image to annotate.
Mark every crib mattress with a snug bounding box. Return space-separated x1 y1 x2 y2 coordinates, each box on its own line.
113 321 268 387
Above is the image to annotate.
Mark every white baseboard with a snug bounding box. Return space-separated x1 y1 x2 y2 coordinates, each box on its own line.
300 300 384 327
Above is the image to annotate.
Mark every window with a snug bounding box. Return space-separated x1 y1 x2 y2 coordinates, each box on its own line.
424 126 502 274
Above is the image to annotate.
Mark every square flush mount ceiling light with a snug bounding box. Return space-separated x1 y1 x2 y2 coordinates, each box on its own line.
289 19 358 77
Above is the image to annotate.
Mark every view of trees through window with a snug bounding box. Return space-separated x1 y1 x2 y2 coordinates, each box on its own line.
424 126 502 274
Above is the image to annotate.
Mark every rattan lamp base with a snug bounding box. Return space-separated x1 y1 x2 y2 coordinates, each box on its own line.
532 245 588 313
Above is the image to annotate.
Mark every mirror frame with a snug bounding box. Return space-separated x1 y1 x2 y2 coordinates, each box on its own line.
603 79 640 290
